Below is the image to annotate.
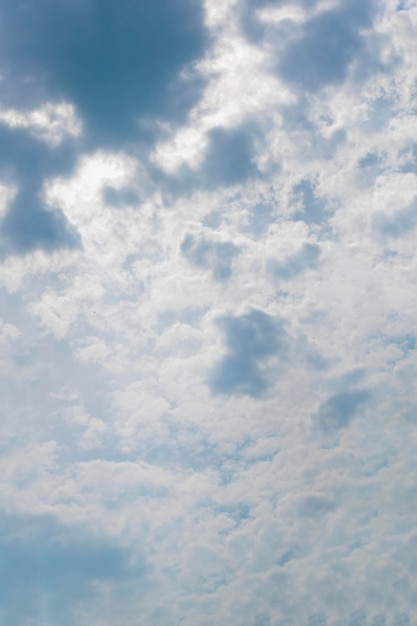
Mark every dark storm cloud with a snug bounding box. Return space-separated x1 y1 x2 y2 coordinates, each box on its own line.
181 234 240 281
0 0 206 254
209 309 288 397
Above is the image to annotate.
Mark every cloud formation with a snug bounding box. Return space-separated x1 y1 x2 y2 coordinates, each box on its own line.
1 0 417 624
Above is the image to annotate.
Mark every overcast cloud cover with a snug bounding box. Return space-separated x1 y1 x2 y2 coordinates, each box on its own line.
1 0 417 624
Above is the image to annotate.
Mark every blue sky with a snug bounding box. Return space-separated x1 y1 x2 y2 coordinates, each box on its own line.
1 0 417 624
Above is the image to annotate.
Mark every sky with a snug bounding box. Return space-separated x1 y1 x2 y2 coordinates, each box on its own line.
0 0 417 624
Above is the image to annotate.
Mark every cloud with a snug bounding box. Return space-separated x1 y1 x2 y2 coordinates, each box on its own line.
209 309 288 396
0 0 206 144
292 179 332 226
0 102 81 146
1 1 417 624
103 186 140 208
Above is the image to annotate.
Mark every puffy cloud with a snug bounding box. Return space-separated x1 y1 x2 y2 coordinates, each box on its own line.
1 0 417 624
0 102 82 146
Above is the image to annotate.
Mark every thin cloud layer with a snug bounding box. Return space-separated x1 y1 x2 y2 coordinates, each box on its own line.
1 0 417 624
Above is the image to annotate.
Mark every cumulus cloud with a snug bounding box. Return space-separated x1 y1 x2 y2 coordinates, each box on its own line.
1 0 417 624
0 101 82 146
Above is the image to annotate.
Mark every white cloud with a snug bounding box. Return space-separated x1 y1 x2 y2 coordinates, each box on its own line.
0 101 82 146
1 1 417 624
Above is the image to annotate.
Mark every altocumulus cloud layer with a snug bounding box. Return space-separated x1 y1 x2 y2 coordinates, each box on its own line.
1 0 417 624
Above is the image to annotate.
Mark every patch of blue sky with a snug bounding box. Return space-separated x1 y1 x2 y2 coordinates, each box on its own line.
399 145 417 174
0 513 148 626
209 310 288 397
363 97 398 133
313 389 371 433
103 186 140 208
202 126 258 188
385 334 416 354
373 199 417 239
268 242 320 280
358 152 382 169
242 203 275 238
0 0 206 143
181 234 240 281
0 0 206 254
292 179 332 227
277 0 374 92
0 125 80 254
